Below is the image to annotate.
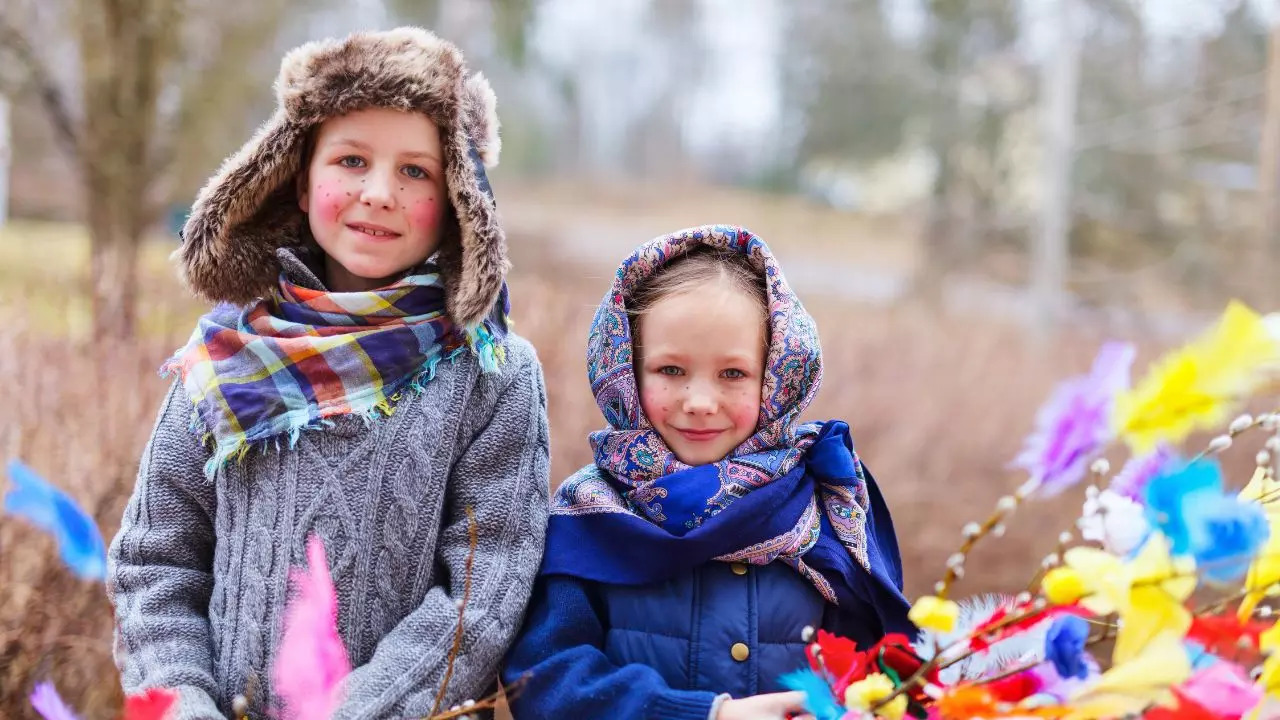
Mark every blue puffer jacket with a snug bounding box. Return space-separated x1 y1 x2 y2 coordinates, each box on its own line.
503 558 894 720
504 422 912 720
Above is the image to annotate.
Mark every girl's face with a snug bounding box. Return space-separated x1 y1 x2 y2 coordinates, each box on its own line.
636 283 766 466
299 108 448 292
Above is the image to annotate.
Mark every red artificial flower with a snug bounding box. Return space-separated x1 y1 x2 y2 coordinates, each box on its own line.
984 670 1043 703
838 633 938 704
1187 613 1269 658
867 633 935 684
123 687 177 720
806 630 940 708
806 629 865 680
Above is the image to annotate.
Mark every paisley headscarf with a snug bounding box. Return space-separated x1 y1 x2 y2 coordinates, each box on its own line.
545 225 907 614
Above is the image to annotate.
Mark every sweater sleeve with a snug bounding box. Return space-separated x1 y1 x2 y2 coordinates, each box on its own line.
502 575 719 720
107 382 224 720
332 340 552 719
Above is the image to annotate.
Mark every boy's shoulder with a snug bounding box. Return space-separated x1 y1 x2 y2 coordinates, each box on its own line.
499 331 540 369
455 330 544 409
484 331 542 389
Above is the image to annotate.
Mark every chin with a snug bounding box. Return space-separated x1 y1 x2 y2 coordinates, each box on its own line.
673 446 732 467
339 255 410 282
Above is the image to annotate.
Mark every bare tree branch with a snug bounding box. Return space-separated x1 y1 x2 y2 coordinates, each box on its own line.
0 14 82 160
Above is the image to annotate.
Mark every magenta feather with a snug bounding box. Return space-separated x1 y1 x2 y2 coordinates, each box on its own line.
272 534 351 720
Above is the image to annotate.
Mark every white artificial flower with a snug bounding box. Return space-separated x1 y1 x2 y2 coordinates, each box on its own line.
1079 488 1148 555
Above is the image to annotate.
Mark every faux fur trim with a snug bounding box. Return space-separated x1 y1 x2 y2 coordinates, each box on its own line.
177 26 507 327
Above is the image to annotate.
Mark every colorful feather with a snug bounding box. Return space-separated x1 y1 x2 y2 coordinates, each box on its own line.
779 668 845 720
3 460 106 581
272 534 351 720
914 594 1051 684
29 681 80 720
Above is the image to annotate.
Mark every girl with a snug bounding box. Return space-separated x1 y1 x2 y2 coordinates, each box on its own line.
503 226 915 720
107 28 550 719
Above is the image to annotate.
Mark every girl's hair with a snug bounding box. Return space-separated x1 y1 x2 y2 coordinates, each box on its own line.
626 247 768 342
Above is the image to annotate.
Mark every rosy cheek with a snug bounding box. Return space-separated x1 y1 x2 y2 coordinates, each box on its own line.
318 198 344 225
408 197 440 231
732 394 760 429
639 386 666 425
309 183 345 225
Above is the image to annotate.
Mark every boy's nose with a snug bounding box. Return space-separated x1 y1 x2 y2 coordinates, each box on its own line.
360 170 397 209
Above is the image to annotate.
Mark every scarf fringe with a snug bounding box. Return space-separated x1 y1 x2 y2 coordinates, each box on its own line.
163 322 509 476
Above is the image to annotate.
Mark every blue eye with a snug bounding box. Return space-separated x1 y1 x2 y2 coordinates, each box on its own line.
657 366 683 377
722 369 746 379
402 165 429 180
338 156 365 168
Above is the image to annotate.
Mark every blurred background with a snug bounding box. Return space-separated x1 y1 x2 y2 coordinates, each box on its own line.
3 0 1280 715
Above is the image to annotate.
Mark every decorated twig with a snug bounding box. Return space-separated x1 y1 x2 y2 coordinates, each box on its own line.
794 302 1280 720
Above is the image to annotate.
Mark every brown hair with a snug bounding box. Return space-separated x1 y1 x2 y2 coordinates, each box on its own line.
626 247 768 345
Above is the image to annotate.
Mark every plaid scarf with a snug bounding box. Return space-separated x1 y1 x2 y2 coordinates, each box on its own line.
164 262 508 473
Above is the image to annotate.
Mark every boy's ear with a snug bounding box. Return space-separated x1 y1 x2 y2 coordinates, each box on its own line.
296 167 309 213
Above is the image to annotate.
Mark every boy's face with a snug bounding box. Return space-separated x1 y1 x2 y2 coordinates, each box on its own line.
299 108 448 292
635 284 766 466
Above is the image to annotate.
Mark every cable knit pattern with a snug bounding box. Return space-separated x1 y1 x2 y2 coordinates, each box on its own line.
107 334 550 720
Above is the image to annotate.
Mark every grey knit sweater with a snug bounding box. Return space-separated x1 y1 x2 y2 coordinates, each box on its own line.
107 258 551 719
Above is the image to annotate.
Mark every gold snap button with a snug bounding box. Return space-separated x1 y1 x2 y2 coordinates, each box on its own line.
731 642 750 662
730 562 748 576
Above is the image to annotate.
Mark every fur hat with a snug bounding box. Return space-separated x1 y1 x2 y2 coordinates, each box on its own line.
177 27 507 327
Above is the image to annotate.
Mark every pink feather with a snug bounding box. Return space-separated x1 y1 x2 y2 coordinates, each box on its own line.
272 534 351 720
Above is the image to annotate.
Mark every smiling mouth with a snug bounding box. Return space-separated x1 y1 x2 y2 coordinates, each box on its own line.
347 223 401 238
676 428 725 441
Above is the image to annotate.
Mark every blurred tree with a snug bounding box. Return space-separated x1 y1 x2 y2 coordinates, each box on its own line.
782 0 925 169
0 0 312 339
626 0 705 178
386 0 535 67
386 0 444 32
913 0 1023 301
1070 0 1270 309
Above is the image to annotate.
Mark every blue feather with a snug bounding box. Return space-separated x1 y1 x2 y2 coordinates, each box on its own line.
779 668 844 720
4 460 106 581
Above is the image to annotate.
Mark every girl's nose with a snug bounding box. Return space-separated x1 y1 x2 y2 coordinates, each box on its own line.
681 382 718 415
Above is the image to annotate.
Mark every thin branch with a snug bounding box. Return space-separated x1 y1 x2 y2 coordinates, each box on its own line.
0 13 82 160
428 506 479 717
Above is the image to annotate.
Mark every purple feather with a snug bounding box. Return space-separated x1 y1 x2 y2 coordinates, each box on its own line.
1109 443 1176 501
30 681 80 720
1013 342 1134 498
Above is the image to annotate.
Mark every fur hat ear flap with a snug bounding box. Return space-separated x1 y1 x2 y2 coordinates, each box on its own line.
439 109 508 327
463 72 501 168
178 115 307 305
